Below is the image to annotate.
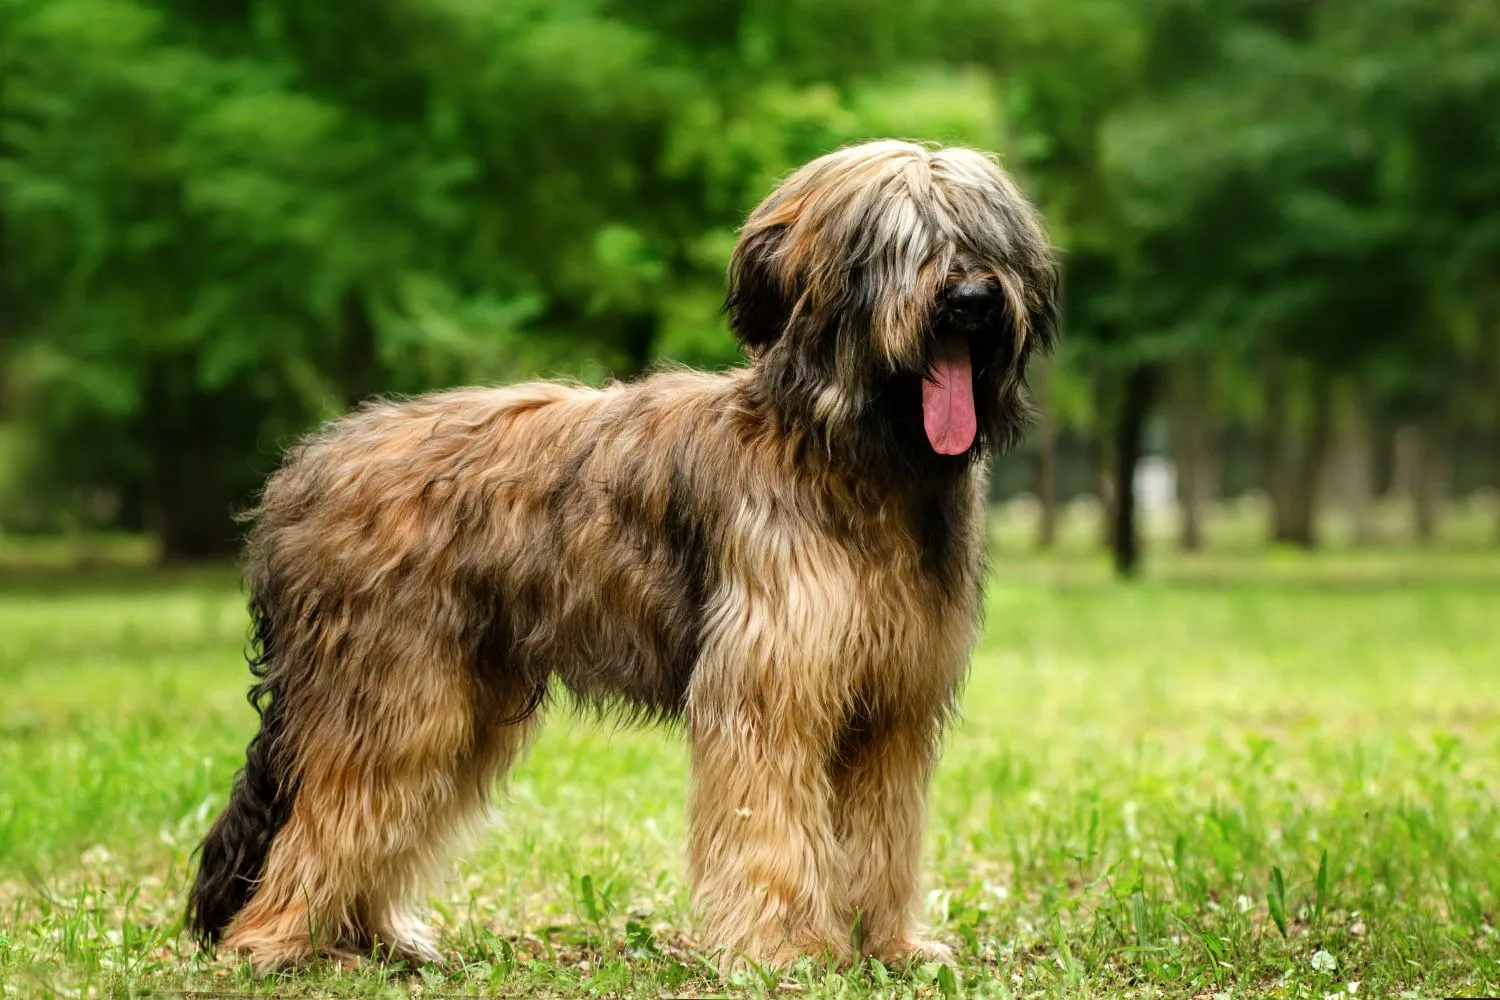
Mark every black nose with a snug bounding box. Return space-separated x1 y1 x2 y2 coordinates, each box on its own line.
946 282 994 317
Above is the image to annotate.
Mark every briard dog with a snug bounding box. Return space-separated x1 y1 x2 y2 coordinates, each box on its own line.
186 139 1057 971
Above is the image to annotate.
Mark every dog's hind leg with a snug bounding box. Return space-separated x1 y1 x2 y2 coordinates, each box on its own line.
357 680 544 966
221 630 538 970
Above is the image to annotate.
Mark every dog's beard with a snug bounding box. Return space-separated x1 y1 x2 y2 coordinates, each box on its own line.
921 335 976 455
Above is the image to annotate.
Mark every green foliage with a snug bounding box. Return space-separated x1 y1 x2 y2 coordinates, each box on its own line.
2 0 1497 553
1093 0 1500 379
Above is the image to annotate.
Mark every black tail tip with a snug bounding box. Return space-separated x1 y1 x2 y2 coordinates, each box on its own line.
184 701 296 948
185 583 295 949
184 799 264 948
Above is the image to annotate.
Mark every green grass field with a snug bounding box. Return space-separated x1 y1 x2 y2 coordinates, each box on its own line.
2 529 1498 998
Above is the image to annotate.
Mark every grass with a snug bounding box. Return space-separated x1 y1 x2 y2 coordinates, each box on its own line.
1 524 1498 998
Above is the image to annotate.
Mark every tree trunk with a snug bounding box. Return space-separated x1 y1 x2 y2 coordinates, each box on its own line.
1412 426 1435 543
618 312 658 379
143 365 241 563
1034 357 1058 549
1492 426 1500 547
1092 361 1115 549
0 205 9 346
1263 347 1295 543
149 434 239 563
1392 425 1432 544
1477 262 1500 544
1286 367 1333 548
1345 387 1377 547
1413 420 1451 545
1111 363 1158 578
1171 359 1210 552
338 289 382 407
0 195 17 362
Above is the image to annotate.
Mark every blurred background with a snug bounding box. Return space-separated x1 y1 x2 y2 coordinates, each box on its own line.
1 0 1497 577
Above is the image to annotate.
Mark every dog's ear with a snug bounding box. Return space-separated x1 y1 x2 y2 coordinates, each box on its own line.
724 225 794 353
1030 260 1061 358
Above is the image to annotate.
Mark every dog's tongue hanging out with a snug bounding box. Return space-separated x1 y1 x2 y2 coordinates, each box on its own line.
922 337 977 455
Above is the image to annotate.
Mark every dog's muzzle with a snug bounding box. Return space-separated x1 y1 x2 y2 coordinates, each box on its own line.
922 283 1002 456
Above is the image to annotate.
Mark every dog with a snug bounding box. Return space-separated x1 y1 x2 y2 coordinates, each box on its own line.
185 138 1057 971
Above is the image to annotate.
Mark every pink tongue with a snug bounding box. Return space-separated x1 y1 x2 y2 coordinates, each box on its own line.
922 338 977 455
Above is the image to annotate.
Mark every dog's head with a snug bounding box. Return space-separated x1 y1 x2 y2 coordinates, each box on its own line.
726 140 1057 468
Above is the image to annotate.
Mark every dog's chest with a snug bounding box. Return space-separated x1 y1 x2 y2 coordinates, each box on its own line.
843 523 980 711
708 486 981 710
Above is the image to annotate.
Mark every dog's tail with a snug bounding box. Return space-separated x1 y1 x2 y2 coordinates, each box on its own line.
185 587 297 947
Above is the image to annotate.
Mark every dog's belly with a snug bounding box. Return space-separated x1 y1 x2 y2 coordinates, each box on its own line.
500 560 706 722
489 511 977 729
475 389 720 722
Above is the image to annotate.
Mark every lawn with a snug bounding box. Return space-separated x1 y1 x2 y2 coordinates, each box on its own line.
1 530 1497 998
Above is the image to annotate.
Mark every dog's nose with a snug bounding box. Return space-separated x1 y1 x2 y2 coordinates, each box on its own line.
946 283 993 316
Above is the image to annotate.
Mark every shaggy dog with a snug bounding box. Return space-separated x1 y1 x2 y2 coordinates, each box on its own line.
186 139 1057 971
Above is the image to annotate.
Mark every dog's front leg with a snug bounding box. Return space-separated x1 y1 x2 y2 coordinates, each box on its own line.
684 669 852 972
831 714 952 966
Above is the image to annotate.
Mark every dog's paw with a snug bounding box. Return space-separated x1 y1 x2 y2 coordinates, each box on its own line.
717 939 852 979
324 947 369 972
716 944 801 981
870 937 954 967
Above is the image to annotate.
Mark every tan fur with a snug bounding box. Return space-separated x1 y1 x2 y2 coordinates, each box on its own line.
191 139 1056 972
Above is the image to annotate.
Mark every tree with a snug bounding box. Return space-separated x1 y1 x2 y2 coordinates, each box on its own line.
0 0 1036 558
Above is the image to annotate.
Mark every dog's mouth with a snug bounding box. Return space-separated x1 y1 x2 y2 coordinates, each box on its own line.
921 334 976 455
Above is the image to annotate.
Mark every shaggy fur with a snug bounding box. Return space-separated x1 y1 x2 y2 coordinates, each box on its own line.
185 138 1057 971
